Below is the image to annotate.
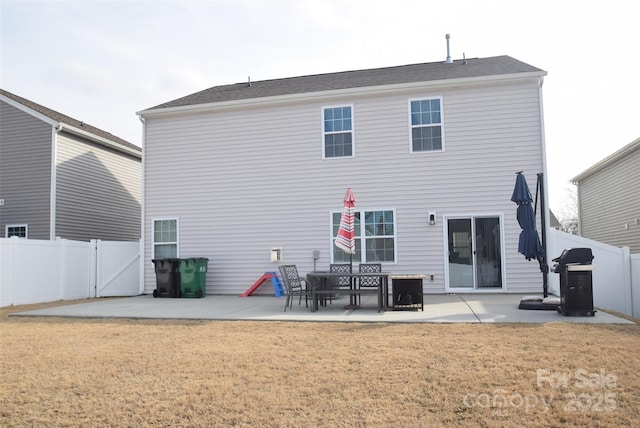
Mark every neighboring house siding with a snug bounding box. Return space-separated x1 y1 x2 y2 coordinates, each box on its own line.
143 79 545 294
56 132 142 241
0 101 52 239
577 144 640 253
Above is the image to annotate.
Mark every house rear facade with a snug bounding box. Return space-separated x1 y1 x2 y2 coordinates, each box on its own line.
0 89 142 241
571 137 640 253
138 55 549 295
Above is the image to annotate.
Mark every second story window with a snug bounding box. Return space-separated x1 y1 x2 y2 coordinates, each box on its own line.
323 105 353 158
410 98 443 152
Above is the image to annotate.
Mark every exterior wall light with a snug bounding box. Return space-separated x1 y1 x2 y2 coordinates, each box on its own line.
429 212 436 226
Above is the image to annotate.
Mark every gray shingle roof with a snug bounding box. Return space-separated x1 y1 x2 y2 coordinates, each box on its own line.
0 89 140 152
150 55 544 110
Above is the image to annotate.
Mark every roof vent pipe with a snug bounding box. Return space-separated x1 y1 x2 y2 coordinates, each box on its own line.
445 34 452 64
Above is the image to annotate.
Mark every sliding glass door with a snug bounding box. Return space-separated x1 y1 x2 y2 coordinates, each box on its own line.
447 216 503 290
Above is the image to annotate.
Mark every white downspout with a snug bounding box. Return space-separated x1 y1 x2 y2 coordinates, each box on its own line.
138 115 146 295
538 76 550 243
537 76 556 295
50 123 62 240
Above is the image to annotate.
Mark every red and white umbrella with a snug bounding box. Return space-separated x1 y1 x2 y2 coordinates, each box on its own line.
334 188 356 255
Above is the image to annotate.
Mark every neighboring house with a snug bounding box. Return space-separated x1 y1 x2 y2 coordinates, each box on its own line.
0 89 142 241
571 137 640 253
137 55 549 295
549 211 561 230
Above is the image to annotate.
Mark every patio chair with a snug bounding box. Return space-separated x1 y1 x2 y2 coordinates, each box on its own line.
329 263 352 286
278 265 310 312
328 263 352 304
358 263 382 304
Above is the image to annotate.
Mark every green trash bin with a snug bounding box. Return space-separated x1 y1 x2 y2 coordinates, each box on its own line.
178 258 209 298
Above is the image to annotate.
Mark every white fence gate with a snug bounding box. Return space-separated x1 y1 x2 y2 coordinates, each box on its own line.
0 237 141 307
548 229 639 318
95 240 141 298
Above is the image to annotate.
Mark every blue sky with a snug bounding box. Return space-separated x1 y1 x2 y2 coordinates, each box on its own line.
1 0 639 213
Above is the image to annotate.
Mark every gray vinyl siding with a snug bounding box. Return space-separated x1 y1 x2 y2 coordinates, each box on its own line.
578 146 640 253
55 132 142 241
0 101 52 239
143 79 545 294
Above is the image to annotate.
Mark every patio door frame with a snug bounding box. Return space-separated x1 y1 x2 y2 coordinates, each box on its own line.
443 213 506 293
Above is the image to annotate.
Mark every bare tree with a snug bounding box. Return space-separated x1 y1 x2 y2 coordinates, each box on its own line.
557 185 579 235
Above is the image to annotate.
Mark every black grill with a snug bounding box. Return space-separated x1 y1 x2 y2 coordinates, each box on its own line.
552 248 594 268
552 248 596 316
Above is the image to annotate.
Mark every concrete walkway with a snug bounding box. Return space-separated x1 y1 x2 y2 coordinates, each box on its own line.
10 293 634 324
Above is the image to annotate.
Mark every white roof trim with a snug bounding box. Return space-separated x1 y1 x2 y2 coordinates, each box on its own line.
1 94 60 128
2 93 140 159
137 71 546 118
571 137 640 183
59 123 142 158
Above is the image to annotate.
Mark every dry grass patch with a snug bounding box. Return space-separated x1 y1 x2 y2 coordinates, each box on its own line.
1 300 639 427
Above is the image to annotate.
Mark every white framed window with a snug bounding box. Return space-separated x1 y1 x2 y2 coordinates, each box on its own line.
322 105 354 158
409 97 444 152
6 224 28 238
152 218 178 259
331 209 396 263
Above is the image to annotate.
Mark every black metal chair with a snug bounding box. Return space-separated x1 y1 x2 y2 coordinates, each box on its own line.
278 265 310 312
328 263 352 304
358 263 382 304
329 263 352 287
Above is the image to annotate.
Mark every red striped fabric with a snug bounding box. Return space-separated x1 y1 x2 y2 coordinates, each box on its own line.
335 188 356 255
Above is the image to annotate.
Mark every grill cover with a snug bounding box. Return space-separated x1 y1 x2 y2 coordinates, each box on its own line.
552 248 594 266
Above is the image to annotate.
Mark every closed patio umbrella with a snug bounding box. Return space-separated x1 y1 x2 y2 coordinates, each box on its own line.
511 172 548 298
511 173 544 261
334 188 357 309
335 188 356 259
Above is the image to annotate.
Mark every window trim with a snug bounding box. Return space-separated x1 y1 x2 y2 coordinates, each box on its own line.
321 104 355 159
151 217 179 260
5 224 28 238
408 96 445 153
330 208 397 264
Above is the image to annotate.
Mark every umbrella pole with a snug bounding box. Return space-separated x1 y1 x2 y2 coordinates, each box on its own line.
537 173 549 298
344 252 360 309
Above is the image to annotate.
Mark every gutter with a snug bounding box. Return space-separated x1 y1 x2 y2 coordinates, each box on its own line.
137 71 547 119
1 93 139 158
570 137 640 183
57 123 142 159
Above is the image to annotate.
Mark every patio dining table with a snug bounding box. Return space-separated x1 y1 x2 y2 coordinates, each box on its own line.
306 271 390 312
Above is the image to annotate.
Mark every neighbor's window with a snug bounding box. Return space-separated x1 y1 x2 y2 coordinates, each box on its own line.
152 218 178 259
410 98 443 152
331 210 396 263
323 105 353 158
6 224 27 238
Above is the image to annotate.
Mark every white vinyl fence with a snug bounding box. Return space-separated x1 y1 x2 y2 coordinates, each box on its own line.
2 233 638 317
0 237 141 307
548 229 639 318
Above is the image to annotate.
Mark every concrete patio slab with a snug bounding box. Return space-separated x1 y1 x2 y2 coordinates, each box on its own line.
9 293 634 324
